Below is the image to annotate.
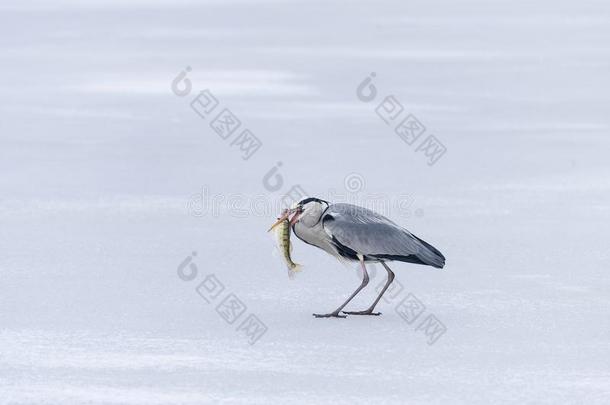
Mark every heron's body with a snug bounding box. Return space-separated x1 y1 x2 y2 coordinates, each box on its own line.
293 202 445 268
269 197 446 318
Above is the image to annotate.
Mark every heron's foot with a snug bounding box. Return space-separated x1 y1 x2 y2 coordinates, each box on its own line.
313 312 347 318
342 310 381 316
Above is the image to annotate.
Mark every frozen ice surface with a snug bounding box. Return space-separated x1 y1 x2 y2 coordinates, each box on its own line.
1 0 609 404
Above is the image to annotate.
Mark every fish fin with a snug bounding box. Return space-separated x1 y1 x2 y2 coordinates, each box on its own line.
287 264 303 280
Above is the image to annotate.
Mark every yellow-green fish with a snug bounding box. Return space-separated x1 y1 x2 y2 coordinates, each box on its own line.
269 211 302 279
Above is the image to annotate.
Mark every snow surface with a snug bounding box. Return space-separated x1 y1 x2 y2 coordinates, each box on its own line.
1 0 610 403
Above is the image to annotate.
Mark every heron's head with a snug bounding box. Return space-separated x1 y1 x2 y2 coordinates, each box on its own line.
268 197 329 231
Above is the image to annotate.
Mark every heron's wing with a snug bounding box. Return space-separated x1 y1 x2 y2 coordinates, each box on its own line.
323 203 445 268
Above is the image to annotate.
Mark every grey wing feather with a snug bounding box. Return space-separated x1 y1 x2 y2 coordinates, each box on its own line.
323 203 445 268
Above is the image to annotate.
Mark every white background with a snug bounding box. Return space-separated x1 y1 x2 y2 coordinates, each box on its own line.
1 0 609 403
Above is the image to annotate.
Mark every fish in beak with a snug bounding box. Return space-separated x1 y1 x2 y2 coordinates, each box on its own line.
267 207 302 232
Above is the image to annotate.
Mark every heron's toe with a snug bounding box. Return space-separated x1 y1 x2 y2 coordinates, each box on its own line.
312 313 347 318
342 310 382 316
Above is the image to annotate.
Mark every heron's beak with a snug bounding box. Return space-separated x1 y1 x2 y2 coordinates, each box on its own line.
267 210 291 232
267 207 302 232
289 209 302 225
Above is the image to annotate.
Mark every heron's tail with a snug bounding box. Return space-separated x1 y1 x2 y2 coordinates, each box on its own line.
414 236 445 269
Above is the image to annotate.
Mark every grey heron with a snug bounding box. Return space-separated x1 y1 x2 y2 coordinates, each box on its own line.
269 197 445 318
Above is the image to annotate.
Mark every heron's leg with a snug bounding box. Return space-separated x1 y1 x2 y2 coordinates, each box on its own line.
343 261 395 316
313 256 369 318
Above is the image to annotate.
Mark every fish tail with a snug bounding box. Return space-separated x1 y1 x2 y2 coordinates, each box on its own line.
287 263 303 280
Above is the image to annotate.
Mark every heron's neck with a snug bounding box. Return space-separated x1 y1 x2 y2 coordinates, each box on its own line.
293 221 338 258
